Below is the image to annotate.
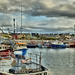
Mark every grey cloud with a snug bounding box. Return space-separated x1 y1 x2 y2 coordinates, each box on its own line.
0 0 75 18
22 25 73 32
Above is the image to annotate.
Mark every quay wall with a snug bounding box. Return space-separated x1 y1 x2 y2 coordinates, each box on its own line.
11 40 70 44
3 40 70 45
11 40 54 44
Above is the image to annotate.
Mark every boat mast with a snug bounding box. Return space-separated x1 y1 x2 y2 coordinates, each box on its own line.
13 18 15 35
74 25 75 39
20 3 22 34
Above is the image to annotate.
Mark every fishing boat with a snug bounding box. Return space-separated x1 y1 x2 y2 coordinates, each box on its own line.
13 42 27 56
16 42 37 48
26 41 37 48
38 41 51 48
0 45 12 57
69 42 75 48
51 40 66 48
0 52 50 75
26 44 37 48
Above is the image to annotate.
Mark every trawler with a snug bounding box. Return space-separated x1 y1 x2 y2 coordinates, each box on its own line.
0 44 12 57
0 52 50 75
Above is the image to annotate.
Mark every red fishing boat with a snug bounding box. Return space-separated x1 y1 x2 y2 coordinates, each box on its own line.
0 45 12 57
69 42 75 47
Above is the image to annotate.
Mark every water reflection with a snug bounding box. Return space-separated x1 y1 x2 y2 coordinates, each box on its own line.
27 48 75 75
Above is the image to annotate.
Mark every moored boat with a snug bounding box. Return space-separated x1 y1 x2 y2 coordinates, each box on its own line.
0 52 50 75
26 44 37 48
38 41 51 48
0 45 12 57
69 42 75 48
15 42 28 56
51 40 66 48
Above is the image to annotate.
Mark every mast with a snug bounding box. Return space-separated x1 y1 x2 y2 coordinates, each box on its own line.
16 22 18 33
74 25 75 39
13 18 15 40
13 18 15 35
20 3 22 34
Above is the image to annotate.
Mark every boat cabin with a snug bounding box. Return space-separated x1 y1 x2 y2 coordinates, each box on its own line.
0 45 11 51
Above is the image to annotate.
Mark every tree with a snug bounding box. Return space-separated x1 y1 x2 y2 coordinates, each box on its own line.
35 34 40 38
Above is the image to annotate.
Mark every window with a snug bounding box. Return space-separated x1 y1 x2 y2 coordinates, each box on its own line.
5 47 6 49
3 47 4 49
44 72 47 75
36 73 42 75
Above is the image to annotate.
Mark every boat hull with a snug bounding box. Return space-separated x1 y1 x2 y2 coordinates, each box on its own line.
18 48 27 55
0 49 11 57
51 44 66 48
26 45 37 48
70 45 75 48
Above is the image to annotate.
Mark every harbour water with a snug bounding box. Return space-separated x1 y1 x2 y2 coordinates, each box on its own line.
27 48 75 75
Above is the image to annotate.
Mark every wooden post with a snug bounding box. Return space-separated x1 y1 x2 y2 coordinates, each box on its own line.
39 52 41 71
2 58 4 71
0 58 1 71
30 53 32 69
30 53 32 63
36 54 37 71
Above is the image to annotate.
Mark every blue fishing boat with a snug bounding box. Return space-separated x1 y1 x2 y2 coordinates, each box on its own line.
15 46 27 56
51 40 66 48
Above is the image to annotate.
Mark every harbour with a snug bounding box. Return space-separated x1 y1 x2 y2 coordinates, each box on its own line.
0 0 75 75
27 48 75 75
0 47 75 75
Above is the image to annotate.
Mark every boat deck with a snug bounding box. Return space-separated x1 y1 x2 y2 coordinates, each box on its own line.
0 52 50 75
0 58 41 74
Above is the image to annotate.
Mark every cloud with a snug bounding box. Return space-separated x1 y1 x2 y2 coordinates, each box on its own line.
0 0 75 33
0 0 75 18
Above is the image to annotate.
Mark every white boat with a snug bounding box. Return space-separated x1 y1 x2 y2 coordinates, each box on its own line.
0 52 50 75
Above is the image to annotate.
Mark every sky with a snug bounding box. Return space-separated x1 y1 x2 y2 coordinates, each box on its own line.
0 0 75 34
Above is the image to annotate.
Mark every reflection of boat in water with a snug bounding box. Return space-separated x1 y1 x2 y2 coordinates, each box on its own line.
51 40 66 48
0 52 50 75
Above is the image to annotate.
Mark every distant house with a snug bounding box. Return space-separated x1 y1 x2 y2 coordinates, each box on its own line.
18 34 26 40
64 33 71 39
46 34 57 39
31 33 38 36
12 34 18 39
0 33 3 39
26 34 32 39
